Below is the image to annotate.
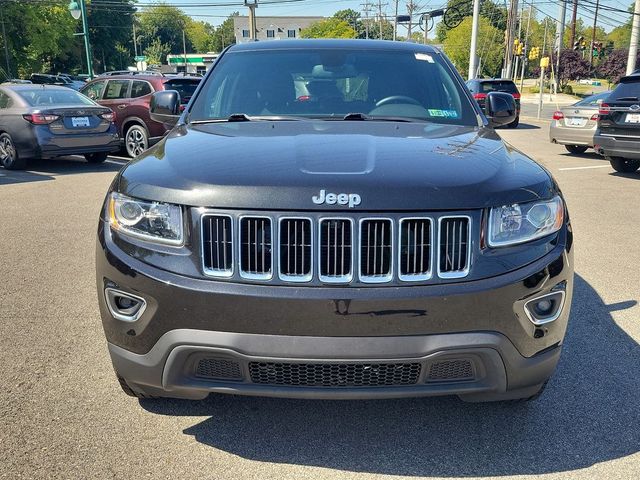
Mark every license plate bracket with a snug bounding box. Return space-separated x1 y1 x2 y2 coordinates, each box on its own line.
625 113 640 123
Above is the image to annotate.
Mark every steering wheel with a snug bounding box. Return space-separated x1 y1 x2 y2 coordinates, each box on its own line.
375 95 421 107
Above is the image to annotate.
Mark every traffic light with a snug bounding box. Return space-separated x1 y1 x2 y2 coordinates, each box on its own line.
528 46 540 60
513 38 523 56
574 36 585 51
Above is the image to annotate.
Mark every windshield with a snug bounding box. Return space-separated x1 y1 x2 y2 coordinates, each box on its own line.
480 81 518 94
164 79 200 104
574 91 610 107
17 88 95 107
189 48 477 125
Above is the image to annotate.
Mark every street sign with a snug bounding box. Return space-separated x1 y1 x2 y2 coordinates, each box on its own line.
134 55 147 62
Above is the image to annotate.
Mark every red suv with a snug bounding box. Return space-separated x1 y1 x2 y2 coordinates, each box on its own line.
80 74 200 157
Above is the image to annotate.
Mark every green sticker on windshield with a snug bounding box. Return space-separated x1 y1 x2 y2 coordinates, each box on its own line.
428 109 459 118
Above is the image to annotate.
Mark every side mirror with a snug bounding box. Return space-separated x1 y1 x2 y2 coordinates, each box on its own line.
485 91 516 127
150 90 181 126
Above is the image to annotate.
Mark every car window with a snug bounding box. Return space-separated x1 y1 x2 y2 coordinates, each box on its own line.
104 80 131 100
480 81 518 94
0 91 11 108
16 88 96 106
574 92 610 107
81 80 106 101
190 49 477 125
608 78 640 101
163 79 200 104
131 80 153 98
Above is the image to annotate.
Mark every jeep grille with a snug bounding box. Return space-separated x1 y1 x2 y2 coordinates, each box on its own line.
201 213 472 284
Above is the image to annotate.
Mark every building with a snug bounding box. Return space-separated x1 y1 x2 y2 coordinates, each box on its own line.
233 16 324 43
165 53 219 75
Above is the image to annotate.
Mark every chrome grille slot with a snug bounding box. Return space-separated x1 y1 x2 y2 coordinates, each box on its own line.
319 218 353 282
279 218 312 281
399 218 432 281
438 216 471 278
239 216 272 279
202 215 233 277
359 218 393 282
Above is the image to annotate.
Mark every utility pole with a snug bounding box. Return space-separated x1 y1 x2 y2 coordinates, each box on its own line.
377 0 384 39
423 13 429 45
468 0 481 80
393 0 399 40
504 0 519 79
513 1 524 81
182 30 187 74
554 0 566 94
569 0 578 47
537 19 548 119
589 0 599 68
406 1 417 41
520 1 532 91
1 8 11 78
627 0 640 75
363 0 371 39
133 23 138 57
245 0 258 41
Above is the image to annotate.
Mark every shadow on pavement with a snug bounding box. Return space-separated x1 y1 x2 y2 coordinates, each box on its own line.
610 171 640 181
140 275 639 476
511 123 540 130
0 157 123 186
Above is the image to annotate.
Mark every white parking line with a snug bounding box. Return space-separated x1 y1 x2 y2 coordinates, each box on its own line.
558 165 610 171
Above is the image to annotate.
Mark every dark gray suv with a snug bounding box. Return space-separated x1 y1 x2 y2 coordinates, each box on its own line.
96 40 573 402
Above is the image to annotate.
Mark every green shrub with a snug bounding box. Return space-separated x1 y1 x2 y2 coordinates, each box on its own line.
561 84 574 95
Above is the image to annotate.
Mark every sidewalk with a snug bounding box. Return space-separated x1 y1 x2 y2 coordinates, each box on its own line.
520 93 579 105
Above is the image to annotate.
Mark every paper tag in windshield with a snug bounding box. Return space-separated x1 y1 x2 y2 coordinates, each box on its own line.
428 109 459 118
415 53 434 63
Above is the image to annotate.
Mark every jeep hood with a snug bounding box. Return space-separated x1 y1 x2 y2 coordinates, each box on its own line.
116 121 556 211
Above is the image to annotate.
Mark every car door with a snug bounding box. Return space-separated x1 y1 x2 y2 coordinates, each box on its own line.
100 79 132 136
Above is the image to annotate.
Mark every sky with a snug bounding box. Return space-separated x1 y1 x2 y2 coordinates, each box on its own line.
136 0 633 33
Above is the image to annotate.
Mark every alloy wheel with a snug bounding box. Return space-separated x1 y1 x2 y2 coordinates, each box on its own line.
125 126 148 157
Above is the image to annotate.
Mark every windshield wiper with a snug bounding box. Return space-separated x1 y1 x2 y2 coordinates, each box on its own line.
190 113 308 124
341 112 424 122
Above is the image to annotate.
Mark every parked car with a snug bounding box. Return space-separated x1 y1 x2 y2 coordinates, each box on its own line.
466 78 521 128
56 74 87 91
30 73 70 87
594 74 640 173
97 40 573 403
1 79 32 85
80 74 201 157
0 84 119 169
549 91 611 154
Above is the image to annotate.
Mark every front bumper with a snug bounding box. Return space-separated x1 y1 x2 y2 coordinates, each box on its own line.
594 133 640 159
97 218 573 400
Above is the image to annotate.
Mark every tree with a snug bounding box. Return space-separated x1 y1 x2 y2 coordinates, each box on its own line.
88 0 136 72
333 9 365 38
211 13 238 52
300 18 357 39
144 38 170 66
443 16 503 78
556 50 591 87
187 19 215 53
436 0 507 42
598 49 637 84
138 2 192 61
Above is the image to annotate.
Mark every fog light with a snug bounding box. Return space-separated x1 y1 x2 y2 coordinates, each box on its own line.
524 290 565 325
105 287 147 322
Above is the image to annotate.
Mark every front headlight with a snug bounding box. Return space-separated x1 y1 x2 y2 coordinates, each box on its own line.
108 192 184 246
488 196 564 247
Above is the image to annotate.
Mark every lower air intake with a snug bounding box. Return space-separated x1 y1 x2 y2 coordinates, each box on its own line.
249 361 421 387
195 358 243 381
427 359 474 382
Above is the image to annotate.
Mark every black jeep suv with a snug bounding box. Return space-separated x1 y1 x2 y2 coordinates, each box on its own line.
96 40 573 402
594 74 640 173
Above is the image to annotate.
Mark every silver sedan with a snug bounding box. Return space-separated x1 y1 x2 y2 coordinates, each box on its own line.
549 91 610 154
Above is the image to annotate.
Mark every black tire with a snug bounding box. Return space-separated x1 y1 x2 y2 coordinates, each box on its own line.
0 132 26 170
84 152 108 164
507 116 519 129
117 376 157 399
124 124 149 158
565 145 588 154
609 156 640 173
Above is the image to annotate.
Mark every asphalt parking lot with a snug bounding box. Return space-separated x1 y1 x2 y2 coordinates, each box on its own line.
1 122 638 479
